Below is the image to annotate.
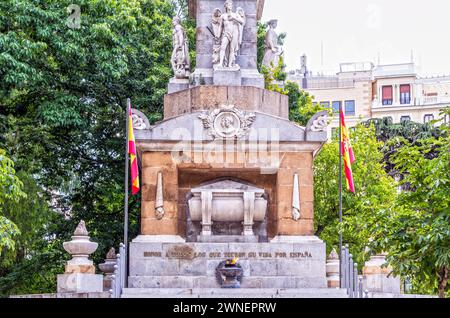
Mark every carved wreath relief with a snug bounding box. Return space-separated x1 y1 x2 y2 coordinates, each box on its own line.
310 114 328 132
198 105 256 140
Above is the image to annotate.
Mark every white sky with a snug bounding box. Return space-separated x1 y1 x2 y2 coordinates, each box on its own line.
261 0 450 76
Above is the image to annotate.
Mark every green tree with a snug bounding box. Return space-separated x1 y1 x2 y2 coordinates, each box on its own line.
371 128 450 298
0 0 185 295
363 114 447 178
314 124 398 267
284 81 329 127
0 149 25 256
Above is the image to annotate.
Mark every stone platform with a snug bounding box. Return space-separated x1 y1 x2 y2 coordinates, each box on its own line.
121 288 348 298
129 236 327 289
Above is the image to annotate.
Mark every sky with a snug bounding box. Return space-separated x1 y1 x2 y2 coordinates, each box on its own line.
261 0 450 76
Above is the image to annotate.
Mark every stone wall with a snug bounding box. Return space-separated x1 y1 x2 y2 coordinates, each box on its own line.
164 86 289 120
140 150 315 239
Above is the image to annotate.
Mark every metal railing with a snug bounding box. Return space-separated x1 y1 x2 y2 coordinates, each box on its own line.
110 243 126 298
341 244 367 298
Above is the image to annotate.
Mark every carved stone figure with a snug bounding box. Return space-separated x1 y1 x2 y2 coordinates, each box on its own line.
262 19 281 68
171 16 190 79
210 0 246 69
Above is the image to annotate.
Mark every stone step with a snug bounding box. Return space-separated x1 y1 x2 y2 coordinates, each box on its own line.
121 288 349 298
128 275 327 289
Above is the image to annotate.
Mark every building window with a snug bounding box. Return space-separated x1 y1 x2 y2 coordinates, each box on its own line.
382 85 393 105
331 128 338 138
400 116 411 123
400 84 411 104
320 101 330 109
332 101 341 114
424 114 434 124
345 100 355 116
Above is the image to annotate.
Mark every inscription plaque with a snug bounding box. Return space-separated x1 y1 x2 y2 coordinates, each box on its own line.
144 249 313 260
165 245 195 260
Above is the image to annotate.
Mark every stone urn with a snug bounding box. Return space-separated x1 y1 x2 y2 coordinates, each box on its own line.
216 261 243 289
99 248 117 291
62 220 99 274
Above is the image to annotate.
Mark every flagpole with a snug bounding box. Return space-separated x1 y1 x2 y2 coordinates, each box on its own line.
123 98 131 288
338 104 343 289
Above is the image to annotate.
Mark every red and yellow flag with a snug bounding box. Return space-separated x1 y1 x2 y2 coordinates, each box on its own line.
340 111 356 193
128 107 140 195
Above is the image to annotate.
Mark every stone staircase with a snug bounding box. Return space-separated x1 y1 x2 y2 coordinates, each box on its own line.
121 288 349 298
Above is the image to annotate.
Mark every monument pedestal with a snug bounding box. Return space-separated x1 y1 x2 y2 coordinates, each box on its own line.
128 235 327 289
126 0 336 298
168 78 190 94
57 273 103 293
213 67 242 86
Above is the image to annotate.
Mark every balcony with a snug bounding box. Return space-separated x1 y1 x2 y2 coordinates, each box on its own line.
304 79 356 89
372 95 450 109
421 96 450 105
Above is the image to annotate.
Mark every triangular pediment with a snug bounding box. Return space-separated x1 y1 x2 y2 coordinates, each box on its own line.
191 179 264 193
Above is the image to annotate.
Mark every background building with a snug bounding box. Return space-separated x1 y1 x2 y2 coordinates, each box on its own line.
288 58 450 137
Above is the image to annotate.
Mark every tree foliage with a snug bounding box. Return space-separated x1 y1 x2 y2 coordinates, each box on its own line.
370 114 450 297
0 149 25 257
0 0 184 296
363 115 447 179
314 124 398 267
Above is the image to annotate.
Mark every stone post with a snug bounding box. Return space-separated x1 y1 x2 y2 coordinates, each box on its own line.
363 253 401 294
99 248 117 291
326 249 340 288
57 221 103 293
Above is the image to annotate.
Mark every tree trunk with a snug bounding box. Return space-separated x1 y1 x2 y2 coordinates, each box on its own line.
437 266 448 298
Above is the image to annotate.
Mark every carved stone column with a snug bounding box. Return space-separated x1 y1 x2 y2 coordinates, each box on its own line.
243 192 255 236
201 191 213 236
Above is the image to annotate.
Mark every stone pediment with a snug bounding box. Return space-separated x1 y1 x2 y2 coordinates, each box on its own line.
136 112 300 141
133 110 328 144
191 180 265 194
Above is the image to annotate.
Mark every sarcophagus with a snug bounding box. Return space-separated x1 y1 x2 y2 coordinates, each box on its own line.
188 180 268 237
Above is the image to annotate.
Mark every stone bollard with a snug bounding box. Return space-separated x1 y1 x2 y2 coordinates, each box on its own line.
362 253 400 294
326 249 340 288
57 221 103 293
99 248 117 291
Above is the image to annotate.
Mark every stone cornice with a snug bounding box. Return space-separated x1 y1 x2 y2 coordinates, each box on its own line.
189 0 265 21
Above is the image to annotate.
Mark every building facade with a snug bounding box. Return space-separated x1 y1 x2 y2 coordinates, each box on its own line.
288 60 450 137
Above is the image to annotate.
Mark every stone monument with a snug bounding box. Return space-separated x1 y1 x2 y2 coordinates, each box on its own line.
168 16 191 94
125 0 334 296
363 253 401 294
57 221 103 294
187 0 265 90
99 248 117 291
262 19 281 68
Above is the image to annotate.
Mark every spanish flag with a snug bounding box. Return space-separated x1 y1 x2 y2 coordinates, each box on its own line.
128 105 140 195
340 110 355 193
